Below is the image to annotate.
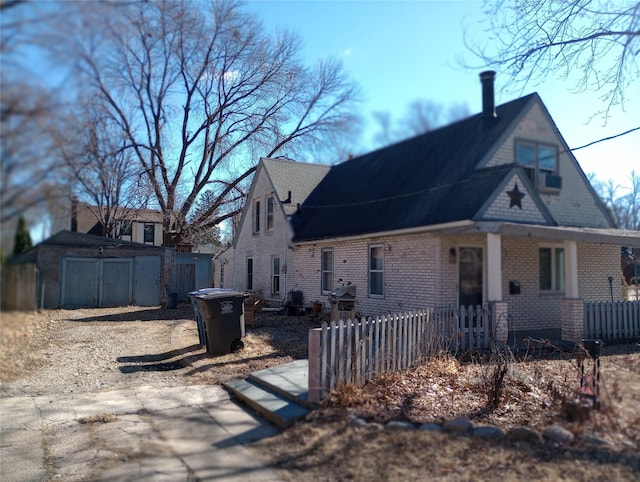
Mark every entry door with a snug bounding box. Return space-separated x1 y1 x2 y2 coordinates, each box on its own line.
458 247 483 308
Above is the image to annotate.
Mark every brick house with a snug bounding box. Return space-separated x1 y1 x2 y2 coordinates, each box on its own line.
232 72 639 343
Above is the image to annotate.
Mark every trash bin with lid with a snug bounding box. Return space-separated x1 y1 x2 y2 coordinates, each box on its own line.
195 291 246 356
188 288 232 346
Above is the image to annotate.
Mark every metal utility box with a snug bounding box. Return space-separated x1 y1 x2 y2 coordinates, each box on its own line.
329 285 356 322
195 291 246 356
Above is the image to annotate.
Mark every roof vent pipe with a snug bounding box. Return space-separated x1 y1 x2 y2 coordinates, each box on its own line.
480 70 497 119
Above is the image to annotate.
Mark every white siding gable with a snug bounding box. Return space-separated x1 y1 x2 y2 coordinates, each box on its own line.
484 99 613 228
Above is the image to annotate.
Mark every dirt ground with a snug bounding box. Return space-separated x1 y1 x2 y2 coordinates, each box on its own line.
1 305 639 481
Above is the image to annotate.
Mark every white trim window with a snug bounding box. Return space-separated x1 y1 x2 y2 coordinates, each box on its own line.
516 140 560 190
266 196 274 232
539 246 565 292
321 249 333 294
246 258 254 290
253 200 261 234
143 223 155 245
369 244 384 297
272 256 280 295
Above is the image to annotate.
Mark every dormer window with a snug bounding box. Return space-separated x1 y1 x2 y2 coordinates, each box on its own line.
515 140 561 191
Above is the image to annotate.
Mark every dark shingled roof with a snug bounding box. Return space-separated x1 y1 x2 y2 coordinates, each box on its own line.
9 230 167 264
292 94 537 242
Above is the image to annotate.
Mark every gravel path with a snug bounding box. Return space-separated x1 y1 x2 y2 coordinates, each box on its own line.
0 306 201 398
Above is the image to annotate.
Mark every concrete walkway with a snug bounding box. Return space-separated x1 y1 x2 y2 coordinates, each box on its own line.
0 384 282 481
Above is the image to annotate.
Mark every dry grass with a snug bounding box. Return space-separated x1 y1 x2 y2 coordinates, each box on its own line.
2 307 639 481
78 413 118 424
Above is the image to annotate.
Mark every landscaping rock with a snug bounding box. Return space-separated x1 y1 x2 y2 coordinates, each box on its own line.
386 421 414 431
443 416 472 434
348 416 367 427
368 423 384 431
542 425 574 444
473 425 506 440
581 435 611 446
506 426 541 444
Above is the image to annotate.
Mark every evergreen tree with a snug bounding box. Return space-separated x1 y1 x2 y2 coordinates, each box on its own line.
13 216 32 255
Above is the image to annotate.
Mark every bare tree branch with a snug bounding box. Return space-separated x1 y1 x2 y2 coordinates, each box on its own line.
467 0 640 119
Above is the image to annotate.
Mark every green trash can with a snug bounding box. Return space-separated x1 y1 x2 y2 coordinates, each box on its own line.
195 291 246 356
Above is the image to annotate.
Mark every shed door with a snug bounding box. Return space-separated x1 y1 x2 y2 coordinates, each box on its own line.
175 264 196 302
62 259 99 308
458 247 483 308
134 256 161 306
101 259 132 307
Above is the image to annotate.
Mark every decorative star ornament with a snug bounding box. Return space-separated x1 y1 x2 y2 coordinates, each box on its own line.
507 182 525 209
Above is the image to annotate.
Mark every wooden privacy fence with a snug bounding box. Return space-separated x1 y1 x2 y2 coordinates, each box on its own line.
1 263 38 311
308 305 495 402
584 301 640 340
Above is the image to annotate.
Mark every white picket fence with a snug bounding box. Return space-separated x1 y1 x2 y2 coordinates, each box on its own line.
584 301 640 340
308 305 494 402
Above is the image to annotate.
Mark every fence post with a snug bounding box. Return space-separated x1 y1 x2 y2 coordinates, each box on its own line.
308 327 323 403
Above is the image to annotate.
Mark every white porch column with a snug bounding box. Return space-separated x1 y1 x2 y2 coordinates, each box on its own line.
564 240 579 299
487 233 502 301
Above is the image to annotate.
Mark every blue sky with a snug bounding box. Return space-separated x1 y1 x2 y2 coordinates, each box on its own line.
247 0 638 188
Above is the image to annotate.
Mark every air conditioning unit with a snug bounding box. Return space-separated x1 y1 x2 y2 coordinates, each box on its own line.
544 174 562 190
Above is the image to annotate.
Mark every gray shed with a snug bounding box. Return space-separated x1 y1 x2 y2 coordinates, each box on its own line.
9 230 172 309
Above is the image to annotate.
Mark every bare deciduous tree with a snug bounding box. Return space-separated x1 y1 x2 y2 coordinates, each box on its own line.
469 0 640 118
372 99 470 147
52 100 154 238
47 0 361 247
591 171 640 230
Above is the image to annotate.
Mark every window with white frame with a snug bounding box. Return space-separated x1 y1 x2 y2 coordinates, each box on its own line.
272 256 280 294
120 221 132 241
516 140 560 190
253 200 261 234
321 249 333 293
246 258 254 290
539 246 565 292
369 244 384 297
266 196 274 231
143 223 155 244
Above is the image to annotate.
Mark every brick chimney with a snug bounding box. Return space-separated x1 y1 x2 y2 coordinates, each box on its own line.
480 70 497 119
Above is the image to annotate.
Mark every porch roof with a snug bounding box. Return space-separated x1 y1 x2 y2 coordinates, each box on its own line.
470 222 640 246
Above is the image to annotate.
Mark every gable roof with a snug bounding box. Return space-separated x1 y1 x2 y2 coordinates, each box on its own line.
292 94 538 242
262 158 331 216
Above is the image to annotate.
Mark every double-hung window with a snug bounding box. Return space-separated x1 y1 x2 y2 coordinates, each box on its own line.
246 258 254 290
369 244 384 297
253 200 261 234
539 246 565 292
515 140 560 190
143 223 155 244
321 249 333 294
272 257 280 294
266 196 274 232
120 222 132 241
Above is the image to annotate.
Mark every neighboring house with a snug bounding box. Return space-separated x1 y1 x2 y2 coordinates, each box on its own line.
72 200 164 247
233 72 639 342
8 230 172 309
